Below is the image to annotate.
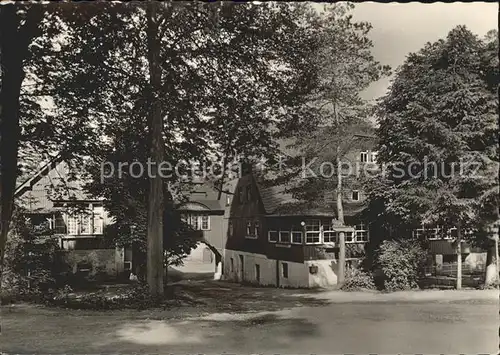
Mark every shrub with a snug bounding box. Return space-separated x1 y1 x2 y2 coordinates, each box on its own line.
480 278 500 290
375 238 427 292
341 267 376 291
3 212 60 299
48 282 165 310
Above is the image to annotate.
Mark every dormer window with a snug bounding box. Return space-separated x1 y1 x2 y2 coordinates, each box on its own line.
360 151 368 163
351 190 360 201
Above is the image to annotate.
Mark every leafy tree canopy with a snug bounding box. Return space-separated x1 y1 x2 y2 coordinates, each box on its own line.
370 26 498 242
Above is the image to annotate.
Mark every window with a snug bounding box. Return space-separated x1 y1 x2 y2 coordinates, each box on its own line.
323 231 337 244
226 195 231 206
360 151 368 163
279 230 290 243
354 223 369 242
370 152 378 163
429 226 442 240
413 226 425 239
67 214 79 235
351 190 360 201
80 213 91 234
93 207 104 234
201 215 209 230
54 213 67 234
183 214 210 231
255 264 260 283
246 220 257 239
254 220 260 237
282 263 289 278
292 231 303 244
345 232 354 243
191 215 200 230
246 185 252 202
447 227 457 240
66 205 95 235
305 219 321 244
228 220 233 237
413 225 463 240
268 230 278 243
230 258 234 272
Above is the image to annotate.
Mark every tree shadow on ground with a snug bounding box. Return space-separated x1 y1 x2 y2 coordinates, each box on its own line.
95 312 322 353
169 280 331 314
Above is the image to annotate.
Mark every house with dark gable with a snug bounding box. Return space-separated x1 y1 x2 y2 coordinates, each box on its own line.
223 134 379 288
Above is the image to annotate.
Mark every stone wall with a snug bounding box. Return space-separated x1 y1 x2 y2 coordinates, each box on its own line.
58 248 122 278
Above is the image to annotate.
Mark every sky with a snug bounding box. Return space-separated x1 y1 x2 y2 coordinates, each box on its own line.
315 2 498 101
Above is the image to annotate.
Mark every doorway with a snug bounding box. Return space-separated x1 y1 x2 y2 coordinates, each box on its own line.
239 255 244 281
255 264 260 283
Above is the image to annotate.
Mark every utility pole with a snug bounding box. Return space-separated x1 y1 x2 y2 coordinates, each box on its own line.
146 0 164 297
456 222 462 290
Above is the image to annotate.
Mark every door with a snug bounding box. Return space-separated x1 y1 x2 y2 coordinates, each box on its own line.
239 255 244 282
255 264 260 283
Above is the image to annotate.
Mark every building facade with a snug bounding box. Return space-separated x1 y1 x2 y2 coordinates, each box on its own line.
177 180 237 279
14 155 125 279
223 135 378 288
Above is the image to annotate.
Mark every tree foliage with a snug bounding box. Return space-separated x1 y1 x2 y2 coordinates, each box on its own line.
370 26 498 242
275 3 390 212
3 208 60 298
44 2 326 265
1 2 329 273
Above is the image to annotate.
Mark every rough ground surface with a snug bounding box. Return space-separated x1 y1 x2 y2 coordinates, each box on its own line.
1 279 498 354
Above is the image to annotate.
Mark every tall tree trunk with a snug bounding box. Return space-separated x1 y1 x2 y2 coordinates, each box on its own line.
146 0 164 297
333 101 345 286
496 236 499 284
484 225 499 287
0 5 43 283
456 222 462 290
484 243 498 286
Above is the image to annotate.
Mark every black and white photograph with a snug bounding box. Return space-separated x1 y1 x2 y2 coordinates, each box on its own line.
0 1 498 354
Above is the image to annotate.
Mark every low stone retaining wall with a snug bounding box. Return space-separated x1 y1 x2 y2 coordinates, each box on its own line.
58 249 122 278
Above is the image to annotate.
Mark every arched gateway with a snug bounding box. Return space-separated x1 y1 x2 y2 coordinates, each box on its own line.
178 199 226 280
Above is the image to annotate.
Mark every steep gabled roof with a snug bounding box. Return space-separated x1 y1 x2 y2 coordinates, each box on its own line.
176 178 238 212
257 183 297 214
256 181 367 217
14 154 64 199
254 132 376 217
